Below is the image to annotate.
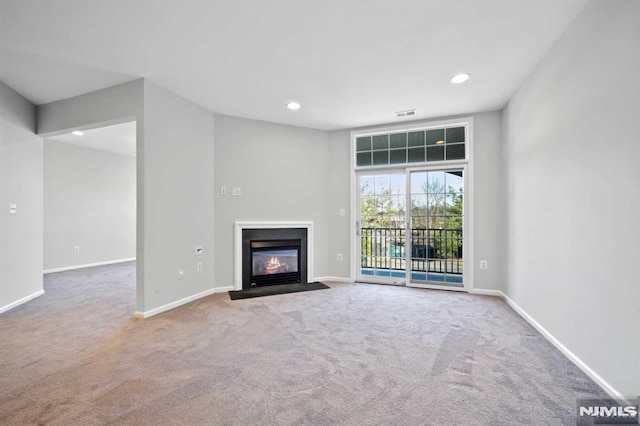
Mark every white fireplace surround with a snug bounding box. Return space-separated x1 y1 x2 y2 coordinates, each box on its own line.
234 221 314 291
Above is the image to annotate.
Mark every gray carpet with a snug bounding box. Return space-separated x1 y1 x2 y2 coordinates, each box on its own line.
0 261 607 425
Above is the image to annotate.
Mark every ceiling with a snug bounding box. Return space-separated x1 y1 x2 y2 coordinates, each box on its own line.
47 121 137 157
0 0 587 131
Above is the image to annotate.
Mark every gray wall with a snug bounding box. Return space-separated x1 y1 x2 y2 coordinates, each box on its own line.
0 81 43 310
327 111 505 290
141 81 215 311
37 79 142 137
36 79 216 314
473 111 504 291
327 129 352 279
502 0 640 396
43 141 136 270
37 79 146 308
213 114 330 287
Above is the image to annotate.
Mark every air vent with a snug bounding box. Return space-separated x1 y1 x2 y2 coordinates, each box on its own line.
395 109 416 118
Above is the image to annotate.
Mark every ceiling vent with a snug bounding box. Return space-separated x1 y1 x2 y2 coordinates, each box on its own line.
395 109 416 118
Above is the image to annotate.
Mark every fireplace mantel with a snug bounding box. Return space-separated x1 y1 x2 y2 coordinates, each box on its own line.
234 221 314 291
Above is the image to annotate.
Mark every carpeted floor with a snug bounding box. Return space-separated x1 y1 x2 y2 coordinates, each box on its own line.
0 261 607 425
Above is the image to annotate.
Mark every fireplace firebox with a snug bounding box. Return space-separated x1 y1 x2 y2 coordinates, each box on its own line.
250 240 301 286
242 228 308 289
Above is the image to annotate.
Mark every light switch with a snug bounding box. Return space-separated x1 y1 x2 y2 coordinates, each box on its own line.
220 186 227 196
232 187 242 196
195 245 203 256
339 208 346 217
9 203 17 214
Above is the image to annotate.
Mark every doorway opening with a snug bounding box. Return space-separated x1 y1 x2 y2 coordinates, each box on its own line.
43 120 137 309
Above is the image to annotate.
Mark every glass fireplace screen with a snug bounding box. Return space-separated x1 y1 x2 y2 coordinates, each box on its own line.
252 249 299 276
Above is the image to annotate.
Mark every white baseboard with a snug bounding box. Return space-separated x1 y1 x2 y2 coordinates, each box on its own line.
469 288 503 296
0 289 45 314
133 285 235 319
499 291 623 400
43 258 136 274
313 276 352 283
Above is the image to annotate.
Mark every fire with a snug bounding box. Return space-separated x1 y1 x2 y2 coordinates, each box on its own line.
265 256 282 274
269 257 281 268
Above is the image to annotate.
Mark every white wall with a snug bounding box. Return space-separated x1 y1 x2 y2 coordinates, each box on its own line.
0 81 43 312
502 0 640 396
327 111 505 290
213 114 330 286
43 141 136 270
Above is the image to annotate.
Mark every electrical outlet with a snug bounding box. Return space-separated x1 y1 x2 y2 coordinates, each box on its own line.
178 269 184 279
74 245 80 253
480 260 488 270
196 262 203 272
337 253 343 261
220 186 227 196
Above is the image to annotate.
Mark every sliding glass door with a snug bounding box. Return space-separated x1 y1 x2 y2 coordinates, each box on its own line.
356 167 465 288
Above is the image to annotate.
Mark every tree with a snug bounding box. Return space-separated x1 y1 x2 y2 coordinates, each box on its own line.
360 181 404 262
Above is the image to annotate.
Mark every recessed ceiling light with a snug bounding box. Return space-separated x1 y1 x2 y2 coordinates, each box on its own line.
450 73 470 84
72 130 84 136
287 101 301 110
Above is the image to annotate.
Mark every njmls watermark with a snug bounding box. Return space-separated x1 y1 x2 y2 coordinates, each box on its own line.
577 399 639 425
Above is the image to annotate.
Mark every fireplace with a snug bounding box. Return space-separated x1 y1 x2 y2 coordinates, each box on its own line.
241 227 308 290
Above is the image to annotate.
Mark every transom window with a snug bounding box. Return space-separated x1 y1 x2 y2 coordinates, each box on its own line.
356 125 466 167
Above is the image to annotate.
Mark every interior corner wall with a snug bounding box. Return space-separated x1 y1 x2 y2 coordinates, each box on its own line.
502 0 640 396
141 81 215 312
327 111 505 290
43 141 136 270
213 114 330 287
0 81 43 311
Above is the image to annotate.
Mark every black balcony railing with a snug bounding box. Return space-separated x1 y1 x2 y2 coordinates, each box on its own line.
361 227 463 274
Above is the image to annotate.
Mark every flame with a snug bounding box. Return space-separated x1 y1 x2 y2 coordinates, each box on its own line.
265 256 283 274
268 257 281 268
